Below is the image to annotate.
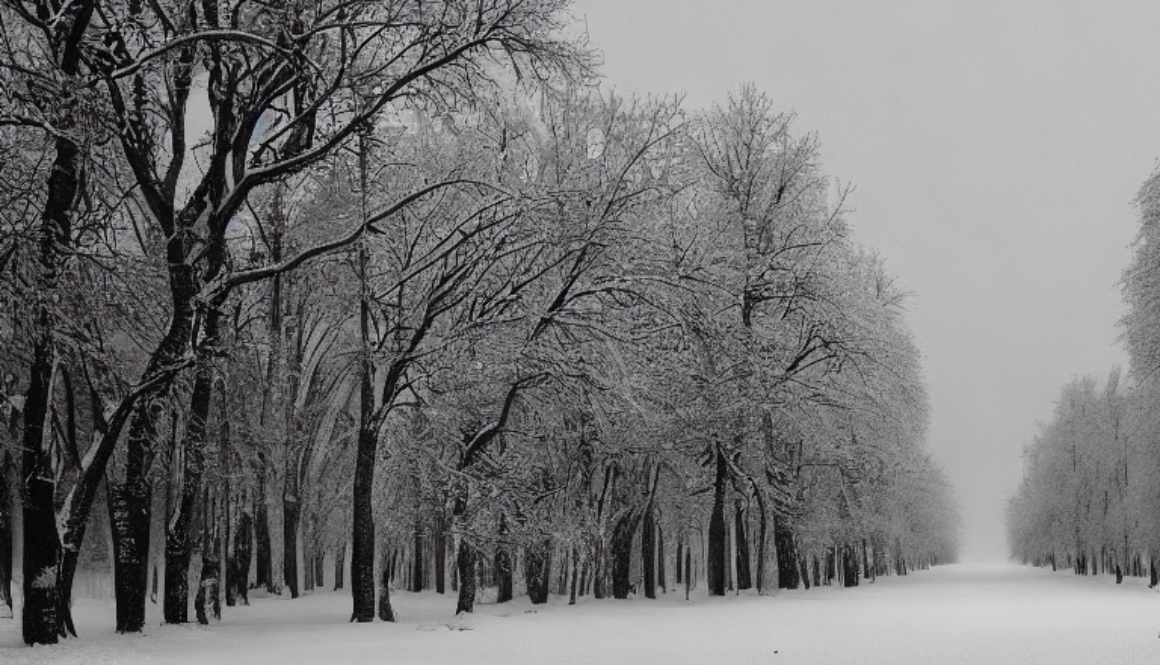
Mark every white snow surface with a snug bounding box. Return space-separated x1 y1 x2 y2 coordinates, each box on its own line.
2 564 1159 664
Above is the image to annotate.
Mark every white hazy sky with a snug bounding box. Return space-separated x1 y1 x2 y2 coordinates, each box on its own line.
571 0 1160 562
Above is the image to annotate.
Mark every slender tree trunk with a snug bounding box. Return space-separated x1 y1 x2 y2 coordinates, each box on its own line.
254 456 273 591
109 399 160 634
676 540 683 584
754 492 768 593
843 545 859 587
495 546 513 603
164 369 212 623
684 547 691 600
611 514 639 599
0 458 10 617
433 514 445 594
19 0 96 643
707 445 727 596
283 494 300 598
334 543 346 590
230 511 252 605
195 487 221 624
774 514 800 589
862 539 871 582
455 538 476 614
593 540 607 599
350 399 377 622
525 538 551 604
569 545 579 605
735 501 752 590
642 506 656 599
377 548 395 621
411 520 424 593
164 234 226 623
657 525 667 594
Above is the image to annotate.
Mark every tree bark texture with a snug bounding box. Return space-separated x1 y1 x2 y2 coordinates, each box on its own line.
455 539 476 614
525 539 551 604
707 446 728 596
0 458 11 615
734 501 752 590
377 549 395 621
774 514 800 589
229 511 252 605
611 514 638 599
433 516 445 594
254 455 274 591
642 507 656 599
282 495 300 598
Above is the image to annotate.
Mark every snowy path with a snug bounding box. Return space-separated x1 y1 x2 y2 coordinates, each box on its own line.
2 564 1159 664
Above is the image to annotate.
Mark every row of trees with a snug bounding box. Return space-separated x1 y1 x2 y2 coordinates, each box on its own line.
1007 170 1160 582
0 0 957 646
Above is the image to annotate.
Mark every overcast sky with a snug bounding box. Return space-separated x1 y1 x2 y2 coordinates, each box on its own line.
571 0 1160 561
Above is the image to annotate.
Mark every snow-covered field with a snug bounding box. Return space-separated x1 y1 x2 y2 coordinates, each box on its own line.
2 564 1158 664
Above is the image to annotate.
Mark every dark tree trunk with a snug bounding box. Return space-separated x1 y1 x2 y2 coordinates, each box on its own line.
774 514 800 589
304 548 315 593
642 507 656 599
283 496 300 598
611 514 639 599
525 539 552 604
22 367 61 643
334 543 346 590
593 540 607 599
350 413 376 621
843 545 859 587
0 455 12 616
433 514 445 594
455 539 476 614
579 550 590 597
707 445 727 596
22 267 65 644
195 488 221 624
314 553 325 589
108 472 150 634
754 495 767 593
569 545 579 605
684 547 691 600
254 456 273 591
411 522 424 593
725 516 734 592
229 511 252 605
164 237 226 623
825 547 836 585
799 553 811 590
164 370 212 624
734 501 752 591
657 525 667 593
862 539 871 582
19 1 95 643
676 540 683 584
377 550 395 621
351 222 380 622
495 547 513 603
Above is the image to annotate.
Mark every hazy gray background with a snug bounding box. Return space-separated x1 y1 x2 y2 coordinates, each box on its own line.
572 0 1160 561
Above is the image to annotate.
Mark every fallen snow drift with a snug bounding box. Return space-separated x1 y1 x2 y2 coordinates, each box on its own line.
2 564 1159 664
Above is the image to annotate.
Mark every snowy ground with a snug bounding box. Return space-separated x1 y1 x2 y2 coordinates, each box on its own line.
2 564 1159 664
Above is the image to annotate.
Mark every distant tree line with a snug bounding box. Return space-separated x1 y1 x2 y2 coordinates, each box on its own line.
1008 170 1160 584
0 0 957 646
